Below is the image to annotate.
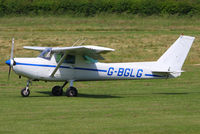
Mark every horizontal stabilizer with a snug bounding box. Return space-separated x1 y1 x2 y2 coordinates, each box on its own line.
151 70 184 73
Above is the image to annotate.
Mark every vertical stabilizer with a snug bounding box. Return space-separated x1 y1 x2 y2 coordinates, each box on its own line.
157 35 195 71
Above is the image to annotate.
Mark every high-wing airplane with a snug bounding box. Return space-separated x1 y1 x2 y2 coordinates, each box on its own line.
5 35 195 97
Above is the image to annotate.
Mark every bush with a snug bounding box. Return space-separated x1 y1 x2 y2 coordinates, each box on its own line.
0 0 199 16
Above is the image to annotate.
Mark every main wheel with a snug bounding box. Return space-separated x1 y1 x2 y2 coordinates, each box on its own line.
66 87 78 97
21 88 30 97
52 86 63 96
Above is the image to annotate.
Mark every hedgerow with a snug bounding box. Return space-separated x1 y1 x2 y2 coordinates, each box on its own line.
0 0 199 16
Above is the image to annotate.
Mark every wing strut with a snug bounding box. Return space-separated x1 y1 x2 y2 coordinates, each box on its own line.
50 52 67 77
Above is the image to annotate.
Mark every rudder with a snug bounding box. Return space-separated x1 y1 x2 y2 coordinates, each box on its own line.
157 35 195 71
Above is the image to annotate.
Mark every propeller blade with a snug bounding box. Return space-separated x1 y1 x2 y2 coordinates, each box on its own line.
8 65 11 80
10 38 14 60
7 38 15 80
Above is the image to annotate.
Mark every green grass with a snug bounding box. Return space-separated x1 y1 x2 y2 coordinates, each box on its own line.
0 65 200 134
0 15 200 64
0 15 200 134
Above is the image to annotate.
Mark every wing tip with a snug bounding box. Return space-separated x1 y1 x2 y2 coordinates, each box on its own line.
23 46 47 51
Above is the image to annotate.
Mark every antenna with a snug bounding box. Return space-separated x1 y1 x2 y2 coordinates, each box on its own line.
78 38 87 46
72 37 87 47
72 39 81 47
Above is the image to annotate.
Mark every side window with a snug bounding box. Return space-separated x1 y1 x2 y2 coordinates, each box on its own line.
65 55 75 64
55 53 75 64
83 55 98 63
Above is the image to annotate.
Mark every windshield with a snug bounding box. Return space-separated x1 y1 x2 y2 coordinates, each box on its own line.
38 48 52 59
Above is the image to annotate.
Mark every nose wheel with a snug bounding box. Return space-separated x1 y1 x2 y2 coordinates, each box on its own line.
21 87 30 97
21 80 31 97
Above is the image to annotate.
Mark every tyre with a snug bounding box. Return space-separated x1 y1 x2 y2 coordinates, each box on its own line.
66 87 78 97
21 88 30 97
52 86 63 96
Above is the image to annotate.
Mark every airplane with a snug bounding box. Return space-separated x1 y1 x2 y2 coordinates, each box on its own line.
5 35 195 97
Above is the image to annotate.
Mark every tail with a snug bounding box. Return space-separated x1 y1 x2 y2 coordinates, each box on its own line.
154 35 195 77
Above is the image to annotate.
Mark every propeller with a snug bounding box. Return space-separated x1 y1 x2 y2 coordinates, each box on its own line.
7 38 15 80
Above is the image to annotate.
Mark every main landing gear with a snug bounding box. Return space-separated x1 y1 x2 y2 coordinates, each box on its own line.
66 86 78 97
21 80 78 97
51 80 78 97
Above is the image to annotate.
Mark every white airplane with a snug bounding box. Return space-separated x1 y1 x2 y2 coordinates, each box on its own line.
5 35 195 97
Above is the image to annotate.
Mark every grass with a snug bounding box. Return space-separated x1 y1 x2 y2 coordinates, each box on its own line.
0 15 200 64
0 65 200 134
0 15 200 134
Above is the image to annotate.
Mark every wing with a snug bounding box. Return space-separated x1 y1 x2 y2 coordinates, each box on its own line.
24 45 114 60
24 45 114 77
51 45 115 60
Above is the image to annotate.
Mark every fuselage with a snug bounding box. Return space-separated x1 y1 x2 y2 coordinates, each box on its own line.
11 54 175 82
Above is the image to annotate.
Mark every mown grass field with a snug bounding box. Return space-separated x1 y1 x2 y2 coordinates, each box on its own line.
0 15 200 134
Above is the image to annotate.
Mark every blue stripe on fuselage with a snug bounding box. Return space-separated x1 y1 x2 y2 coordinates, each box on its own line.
16 62 57 68
15 62 107 72
74 67 107 72
145 74 164 77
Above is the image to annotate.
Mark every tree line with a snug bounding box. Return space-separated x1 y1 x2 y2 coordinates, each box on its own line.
0 0 199 16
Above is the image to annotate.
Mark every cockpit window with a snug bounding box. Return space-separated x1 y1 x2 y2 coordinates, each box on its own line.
55 53 75 64
38 48 52 60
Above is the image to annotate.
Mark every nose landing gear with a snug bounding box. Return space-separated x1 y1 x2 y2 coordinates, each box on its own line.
21 80 31 97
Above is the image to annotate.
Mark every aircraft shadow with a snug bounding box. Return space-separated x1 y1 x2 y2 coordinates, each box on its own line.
152 92 189 95
35 91 196 98
78 93 122 99
36 91 122 98
37 91 52 96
